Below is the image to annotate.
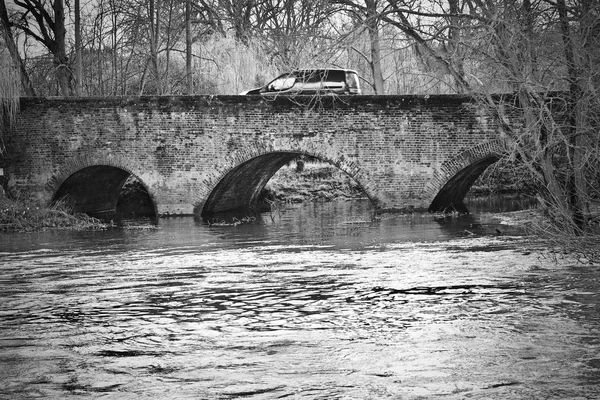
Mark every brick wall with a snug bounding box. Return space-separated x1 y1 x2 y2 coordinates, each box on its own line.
1 94 512 216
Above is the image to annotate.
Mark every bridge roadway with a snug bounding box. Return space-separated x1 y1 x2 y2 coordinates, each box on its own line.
1 94 514 217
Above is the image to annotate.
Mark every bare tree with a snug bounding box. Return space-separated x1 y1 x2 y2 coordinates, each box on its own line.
0 0 36 96
12 0 73 96
334 0 385 93
0 38 21 141
147 0 163 94
215 0 259 43
346 0 599 246
467 0 599 235
379 0 471 91
256 0 337 68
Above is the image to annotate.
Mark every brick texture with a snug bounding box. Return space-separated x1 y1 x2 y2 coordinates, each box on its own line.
1 95 515 216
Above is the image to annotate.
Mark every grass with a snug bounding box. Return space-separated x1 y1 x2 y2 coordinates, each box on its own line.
0 196 111 232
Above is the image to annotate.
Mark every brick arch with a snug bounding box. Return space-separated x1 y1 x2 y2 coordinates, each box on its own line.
426 140 507 212
46 153 157 216
196 142 379 216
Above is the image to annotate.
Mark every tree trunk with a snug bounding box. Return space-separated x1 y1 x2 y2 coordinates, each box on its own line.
97 0 105 96
110 0 118 95
164 0 174 92
53 0 73 96
365 0 384 94
148 0 163 95
447 0 464 93
186 0 193 94
74 0 82 96
557 0 585 230
0 0 36 96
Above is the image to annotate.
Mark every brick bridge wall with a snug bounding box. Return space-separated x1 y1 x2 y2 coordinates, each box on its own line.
1 95 513 216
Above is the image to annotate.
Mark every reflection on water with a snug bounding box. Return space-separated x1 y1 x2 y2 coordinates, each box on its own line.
1 199 599 399
465 193 538 213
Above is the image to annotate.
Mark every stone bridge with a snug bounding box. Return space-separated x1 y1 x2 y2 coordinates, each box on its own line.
1 95 514 218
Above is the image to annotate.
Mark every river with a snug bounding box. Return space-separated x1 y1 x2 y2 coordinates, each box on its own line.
1 199 599 399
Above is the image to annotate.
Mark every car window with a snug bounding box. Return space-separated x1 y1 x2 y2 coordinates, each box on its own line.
327 70 346 82
346 72 359 90
299 70 346 84
266 74 296 91
301 70 326 83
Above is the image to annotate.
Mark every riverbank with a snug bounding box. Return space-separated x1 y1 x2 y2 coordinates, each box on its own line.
261 161 366 203
0 195 110 232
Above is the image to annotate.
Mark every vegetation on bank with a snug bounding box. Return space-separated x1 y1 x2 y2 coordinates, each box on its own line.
261 160 366 204
0 195 110 232
469 158 537 196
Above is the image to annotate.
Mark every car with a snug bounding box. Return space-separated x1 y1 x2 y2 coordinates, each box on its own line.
240 68 362 96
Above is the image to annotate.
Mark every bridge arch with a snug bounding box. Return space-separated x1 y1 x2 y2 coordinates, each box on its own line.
48 154 157 217
197 145 378 217
427 140 507 213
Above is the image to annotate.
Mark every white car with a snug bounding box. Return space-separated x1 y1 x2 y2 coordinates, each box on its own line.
240 69 362 96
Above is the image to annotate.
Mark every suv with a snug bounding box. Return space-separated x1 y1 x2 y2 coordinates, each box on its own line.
240 68 361 96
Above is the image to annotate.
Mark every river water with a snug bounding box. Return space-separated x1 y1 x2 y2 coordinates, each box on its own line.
1 199 599 399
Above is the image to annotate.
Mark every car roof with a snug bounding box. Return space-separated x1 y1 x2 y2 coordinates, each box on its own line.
292 68 358 73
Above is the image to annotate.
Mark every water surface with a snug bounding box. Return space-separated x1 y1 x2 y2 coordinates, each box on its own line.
1 200 599 399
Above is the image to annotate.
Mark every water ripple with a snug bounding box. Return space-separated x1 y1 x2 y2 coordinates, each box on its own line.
1 203 599 398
